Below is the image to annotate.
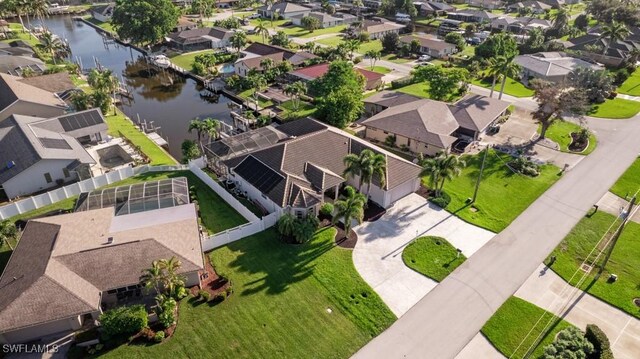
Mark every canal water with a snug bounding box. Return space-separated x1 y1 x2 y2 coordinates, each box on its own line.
40 15 236 159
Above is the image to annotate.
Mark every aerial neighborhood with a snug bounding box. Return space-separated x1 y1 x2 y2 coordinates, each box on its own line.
0 0 640 358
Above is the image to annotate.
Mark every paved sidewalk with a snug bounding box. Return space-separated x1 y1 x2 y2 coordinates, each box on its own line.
596 191 640 224
455 333 504 359
353 194 495 316
515 264 640 359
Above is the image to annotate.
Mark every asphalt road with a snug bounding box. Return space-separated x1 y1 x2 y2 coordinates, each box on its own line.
353 115 640 358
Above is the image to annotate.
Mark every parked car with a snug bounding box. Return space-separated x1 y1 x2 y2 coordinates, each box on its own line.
418 55 431 61
247 13 260 19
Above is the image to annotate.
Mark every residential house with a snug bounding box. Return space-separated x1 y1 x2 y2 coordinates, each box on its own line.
361 93 511 155
0 73 67 122
540 0 581 8
416 1 455 16
291 11 356 28
235 43 317 77
0 55 46 77
506 1 551 14
361 19 405 40
91 3 115 22
566 30 640 67
17 72 76 94
257 2 311 20
438 19 464 36
0 42 35 57
363 91 422 116
490 16 552 34
0 179 203 343
514 52 603 85
205 118 423 213
448 9 497 23
173 17 198 32
466 0 504 10
288 63 384 90
167 27 234 50
400 35 458 58
216 0 241 8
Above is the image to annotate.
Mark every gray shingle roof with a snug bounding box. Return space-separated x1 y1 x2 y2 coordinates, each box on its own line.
364 90 422 109
450 94 511 132
0 73 67 113
515 53 603 78
400 35 457 51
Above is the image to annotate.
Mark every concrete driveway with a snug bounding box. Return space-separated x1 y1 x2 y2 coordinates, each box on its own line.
353 194 495 316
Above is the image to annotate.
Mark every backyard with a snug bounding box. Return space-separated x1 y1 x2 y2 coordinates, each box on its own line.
99 228 396 358
1 23 41 47
169 50 210 70
433 150 560 233
402 236 466 282
277 100 316 120
249 19 347 38
610 157 640 199
547 211 640 319
618 69 640 96
471 77 535 98
538 121 597 155
588 98 640 119
482 296 573 359
83 17 115 33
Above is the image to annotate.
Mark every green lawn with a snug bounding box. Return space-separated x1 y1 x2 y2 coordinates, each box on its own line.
396 81 461 102
538 121 597 155
471 77 535 98
237 88 274 108
1 23 41 47
368 65 391 74
84 17 115 33
402 236 466 282
357 40 383 54
251 19 346 38
610 157 640 199
482 296 574 359
106 111 177 165
100 228 396 358
547 211 640 319
618 69 640 96
316 35 344 47
169 50 211 70
431 150 560 233
588 98 640 119
381 53 411 64
277 100 316 120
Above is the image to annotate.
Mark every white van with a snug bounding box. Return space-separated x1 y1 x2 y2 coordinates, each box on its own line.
395 13 411 23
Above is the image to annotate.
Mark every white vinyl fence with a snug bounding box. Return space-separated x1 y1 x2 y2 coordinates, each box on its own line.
200 210 282 251
0 164 188 220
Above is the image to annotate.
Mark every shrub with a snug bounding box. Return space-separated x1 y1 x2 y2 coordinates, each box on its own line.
384 134 397 147
225 285 234 297
153 331 165 343
198 289 211 302
99 305 148 338
543 327 593 359
319 203 334 217
353 56 363 64
585 324 614 359
358 31 370 42
428 191 451 208
509 157 540 177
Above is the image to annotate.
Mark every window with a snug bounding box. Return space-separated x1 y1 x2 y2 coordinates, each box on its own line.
63 168 70 178
44 173 52 183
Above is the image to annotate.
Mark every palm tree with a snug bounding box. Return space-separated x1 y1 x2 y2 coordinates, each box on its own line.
497 58 521 100
4 0 27 33
343 39 361 60
260 57 275 72
420 151 465 197
158 257 184 298
332 186 366 237
36 31 69 64
343 152 365 192
277 212 296 238
140 260 165 294
254 19 270 44
87 68 118 93
188 118 206 147
485 55 509 98
230 30 247 53
30 0 48 22
366 49 381 70
302 42 318 54
600 21 631 55
0 220 17 248
283 81 306 111
201 117 221 143
551 8 569 34
70 91 92 111
359 149 387 198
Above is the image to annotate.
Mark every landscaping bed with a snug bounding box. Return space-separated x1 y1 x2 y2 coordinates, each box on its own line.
538 121 597 155
99 228 395 358
335 222 358 249
547 211 640 319
402 236 465 282
482 296 574 359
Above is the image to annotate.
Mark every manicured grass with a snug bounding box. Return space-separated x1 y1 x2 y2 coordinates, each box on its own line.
610 157 640 199
357 39 383 54
277 100 316 120
237 88 274 108
537 121 597 155
547 211 640 319
588 98 640 119
368 65 391 74
482 296 574 359
106 110 177 165
316 35 343 47
396 81 461 102
471 77 535 98
169 50 211 70
1 23 41 47
292 25 347 38
84 17 115 33
100 228 396 358
381 53 411 64
402 236 466 282
431 150 560 233
618 69 640 96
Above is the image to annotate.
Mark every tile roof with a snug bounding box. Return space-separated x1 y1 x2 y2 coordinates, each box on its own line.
0 204 203 333
289 63 383 82
515 52 603 78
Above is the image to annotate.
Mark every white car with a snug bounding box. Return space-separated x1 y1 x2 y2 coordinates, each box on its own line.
418 55 431 62
247 14 260 19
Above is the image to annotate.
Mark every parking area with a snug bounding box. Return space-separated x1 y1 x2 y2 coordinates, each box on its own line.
353 193 495 316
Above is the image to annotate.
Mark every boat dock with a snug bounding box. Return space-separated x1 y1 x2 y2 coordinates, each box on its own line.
147 132 169 149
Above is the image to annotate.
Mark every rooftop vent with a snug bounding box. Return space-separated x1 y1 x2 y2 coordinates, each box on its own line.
107 237 114 244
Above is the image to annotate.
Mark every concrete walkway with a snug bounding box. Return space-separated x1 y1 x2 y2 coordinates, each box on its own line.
353 194 495 317
617 93 640 102
596 191 640 224
515 264 640 359
455 333 504 359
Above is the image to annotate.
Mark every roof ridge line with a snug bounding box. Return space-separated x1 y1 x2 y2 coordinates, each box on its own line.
44 261 99 311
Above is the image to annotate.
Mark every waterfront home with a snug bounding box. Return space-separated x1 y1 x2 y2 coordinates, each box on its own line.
0 55 46 77
205 118 422 213
361 93 511 155
400 35 458 58
0 73 67 122
514 52 604 85
416 1 455 17
507 1 552 14
288 62 384 90
0 179 203 343
167 27 234 50
91 3 115 22
234 43 317 77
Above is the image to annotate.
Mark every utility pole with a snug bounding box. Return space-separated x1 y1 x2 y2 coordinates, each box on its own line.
472 144 490 203
599 196 636 274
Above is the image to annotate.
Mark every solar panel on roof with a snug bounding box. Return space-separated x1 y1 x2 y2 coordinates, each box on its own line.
39 137 72 149
58 111 103 132
234 156 284 194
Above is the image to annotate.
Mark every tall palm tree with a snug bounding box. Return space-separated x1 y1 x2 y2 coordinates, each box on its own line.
359 149 387 198
230 30 247 53
188 117 206 147
277 212 296 238
485 55 515 99
254 19 270 44
333 186 366 237
201 117 221 142
600 21 631 55
343 152 365 192
30 0 48 22
140 260 165 294
36 31 69 64
366 49 381 70
551 8 569 34
87 68 118 93
420 151 465 197
283 81 306 111
343 39 361 60
497 59 521 100
4 0 27 33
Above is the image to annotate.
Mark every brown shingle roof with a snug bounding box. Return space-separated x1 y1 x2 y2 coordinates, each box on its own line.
400 35 457 51
364 90 422 108
0 73 67 112
449 94 511 132
18 72 75 93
